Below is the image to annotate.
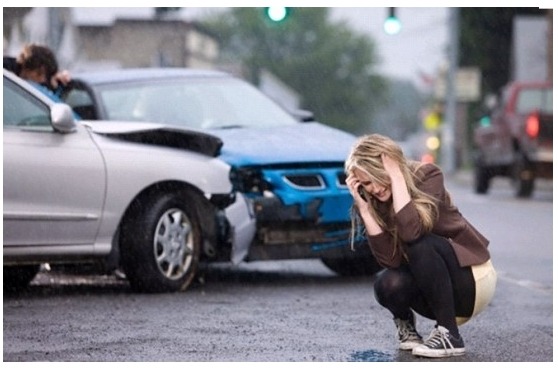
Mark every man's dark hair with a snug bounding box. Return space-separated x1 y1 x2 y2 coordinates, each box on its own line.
16 44 59 80
3 56 20 74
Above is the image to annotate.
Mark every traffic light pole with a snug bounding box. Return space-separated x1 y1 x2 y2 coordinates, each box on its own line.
441 7 459 174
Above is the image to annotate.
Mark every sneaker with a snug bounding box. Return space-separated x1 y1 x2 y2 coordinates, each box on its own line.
412 325 465 358
394 313 423 350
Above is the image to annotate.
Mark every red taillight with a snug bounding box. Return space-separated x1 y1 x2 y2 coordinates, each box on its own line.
421 153 435 163
525 112 540 138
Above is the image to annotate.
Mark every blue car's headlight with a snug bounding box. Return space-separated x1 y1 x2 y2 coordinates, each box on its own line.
230 167 273 194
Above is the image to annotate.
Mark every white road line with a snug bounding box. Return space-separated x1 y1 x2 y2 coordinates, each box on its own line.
496 271 552 293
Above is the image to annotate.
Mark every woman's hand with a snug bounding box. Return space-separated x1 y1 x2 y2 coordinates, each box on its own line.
381 153 403 182
381 153 410 213
346 172 383 235
346 173 368 211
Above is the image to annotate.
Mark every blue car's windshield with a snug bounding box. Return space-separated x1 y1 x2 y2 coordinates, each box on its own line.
98 78 298 129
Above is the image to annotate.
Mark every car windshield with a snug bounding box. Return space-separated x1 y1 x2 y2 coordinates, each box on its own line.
97 78 299 129
516 87 553 114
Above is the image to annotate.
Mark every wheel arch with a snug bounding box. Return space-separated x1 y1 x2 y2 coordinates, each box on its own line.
115 180 223 264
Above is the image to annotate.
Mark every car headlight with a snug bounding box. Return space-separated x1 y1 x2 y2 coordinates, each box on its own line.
230 167 273 194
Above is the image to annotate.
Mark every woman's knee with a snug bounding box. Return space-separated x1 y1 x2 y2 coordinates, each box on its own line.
374 269 410 302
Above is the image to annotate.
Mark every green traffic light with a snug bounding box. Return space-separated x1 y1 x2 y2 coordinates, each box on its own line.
266 7 288 22
384 16 402 35
384 7 401 35
480 116 491 127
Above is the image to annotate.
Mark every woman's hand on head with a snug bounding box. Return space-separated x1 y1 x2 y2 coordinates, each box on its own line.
381 153 403 181
381 153 410 212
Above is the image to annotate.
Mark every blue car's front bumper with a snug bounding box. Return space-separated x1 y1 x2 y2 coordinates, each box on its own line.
238 165 355 261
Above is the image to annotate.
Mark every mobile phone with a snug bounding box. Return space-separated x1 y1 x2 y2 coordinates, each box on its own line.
357 185 367 201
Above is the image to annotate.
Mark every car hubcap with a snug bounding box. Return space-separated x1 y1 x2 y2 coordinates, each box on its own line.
154 208 194 280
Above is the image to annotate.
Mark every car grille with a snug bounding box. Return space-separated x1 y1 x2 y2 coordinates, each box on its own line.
283 174 325 190
337 172 347 187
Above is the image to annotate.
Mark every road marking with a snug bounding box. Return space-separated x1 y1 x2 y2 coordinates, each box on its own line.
496 271 552 293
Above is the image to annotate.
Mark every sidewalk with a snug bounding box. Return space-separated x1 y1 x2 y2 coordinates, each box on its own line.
447 168 473 186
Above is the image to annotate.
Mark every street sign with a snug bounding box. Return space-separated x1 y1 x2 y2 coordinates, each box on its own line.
435 67 481 102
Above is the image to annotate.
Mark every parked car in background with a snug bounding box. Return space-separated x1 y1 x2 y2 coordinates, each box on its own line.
60 68 379 276
473 81 553 198
3 68 250 293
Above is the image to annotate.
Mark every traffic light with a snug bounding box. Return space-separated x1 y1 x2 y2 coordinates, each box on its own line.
265 7 290 23
384 7 402 35
155 7 181 16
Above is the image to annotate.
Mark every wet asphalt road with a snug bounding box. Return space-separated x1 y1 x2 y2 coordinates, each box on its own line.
3 173 553 362
2 259 553 362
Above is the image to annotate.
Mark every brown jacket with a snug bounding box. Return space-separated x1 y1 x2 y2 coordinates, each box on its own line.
367 163 490 268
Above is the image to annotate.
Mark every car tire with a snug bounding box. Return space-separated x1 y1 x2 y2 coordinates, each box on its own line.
120 190 202 293
473 154 491 194
511 152 535 198
3 265 40 293
321 255 381 276
321 241 381 276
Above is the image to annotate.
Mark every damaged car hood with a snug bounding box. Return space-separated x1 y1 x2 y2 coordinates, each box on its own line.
208 123 356 166
83 121 223 157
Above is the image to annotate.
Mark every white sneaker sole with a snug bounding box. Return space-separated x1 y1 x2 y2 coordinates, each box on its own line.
412 346 465 358
399 340 423 351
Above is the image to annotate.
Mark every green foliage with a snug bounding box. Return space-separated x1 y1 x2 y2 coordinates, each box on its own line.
373 79 426 140
459 7 547 96
202 7 387 134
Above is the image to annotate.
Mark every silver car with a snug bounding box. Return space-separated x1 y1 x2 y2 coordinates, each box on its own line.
3 69 254 293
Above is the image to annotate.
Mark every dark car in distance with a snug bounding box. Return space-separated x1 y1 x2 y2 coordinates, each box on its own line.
473 81 553 198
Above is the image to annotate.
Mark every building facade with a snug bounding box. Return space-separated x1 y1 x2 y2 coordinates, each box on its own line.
3 8 219 71
76 18 219 71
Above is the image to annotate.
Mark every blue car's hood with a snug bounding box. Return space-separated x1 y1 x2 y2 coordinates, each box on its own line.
207 123 356 166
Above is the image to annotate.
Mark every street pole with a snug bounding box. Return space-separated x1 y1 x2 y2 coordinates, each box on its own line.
48 8 62 51
442 7 459 174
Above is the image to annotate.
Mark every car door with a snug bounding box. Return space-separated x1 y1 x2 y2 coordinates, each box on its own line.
3 76 106 248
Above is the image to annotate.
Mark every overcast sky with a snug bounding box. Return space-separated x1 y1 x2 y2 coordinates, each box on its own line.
329 7 449 87
71 6 450 90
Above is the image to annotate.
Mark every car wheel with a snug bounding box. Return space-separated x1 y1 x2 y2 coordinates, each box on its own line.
321 255 381 276
321 241 381 277
120 191 202 293
473 156 491 194
3 265 40 293
473 154 492 194
511 152 535 198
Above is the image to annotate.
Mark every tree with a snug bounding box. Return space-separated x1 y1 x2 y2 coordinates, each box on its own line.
202 8 387 134
374 79 426 140
459 7 547 97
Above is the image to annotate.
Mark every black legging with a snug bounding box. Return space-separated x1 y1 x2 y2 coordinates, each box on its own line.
373 233 475 337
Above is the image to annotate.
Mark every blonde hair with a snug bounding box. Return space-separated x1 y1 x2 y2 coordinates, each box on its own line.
345 133 439 252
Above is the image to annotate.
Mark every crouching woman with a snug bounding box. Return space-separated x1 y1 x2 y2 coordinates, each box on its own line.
345 133 497 358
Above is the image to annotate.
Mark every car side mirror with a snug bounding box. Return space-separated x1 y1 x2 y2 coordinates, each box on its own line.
51 103 77 133
291 109 315 122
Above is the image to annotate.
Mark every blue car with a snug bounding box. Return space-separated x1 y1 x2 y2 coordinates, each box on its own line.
62 68 379 276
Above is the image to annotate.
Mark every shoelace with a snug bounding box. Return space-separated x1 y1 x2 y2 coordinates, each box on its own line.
423 328 453 349
396 319 420 340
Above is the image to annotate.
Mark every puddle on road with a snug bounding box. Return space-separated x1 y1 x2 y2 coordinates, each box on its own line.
349 349 394 362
